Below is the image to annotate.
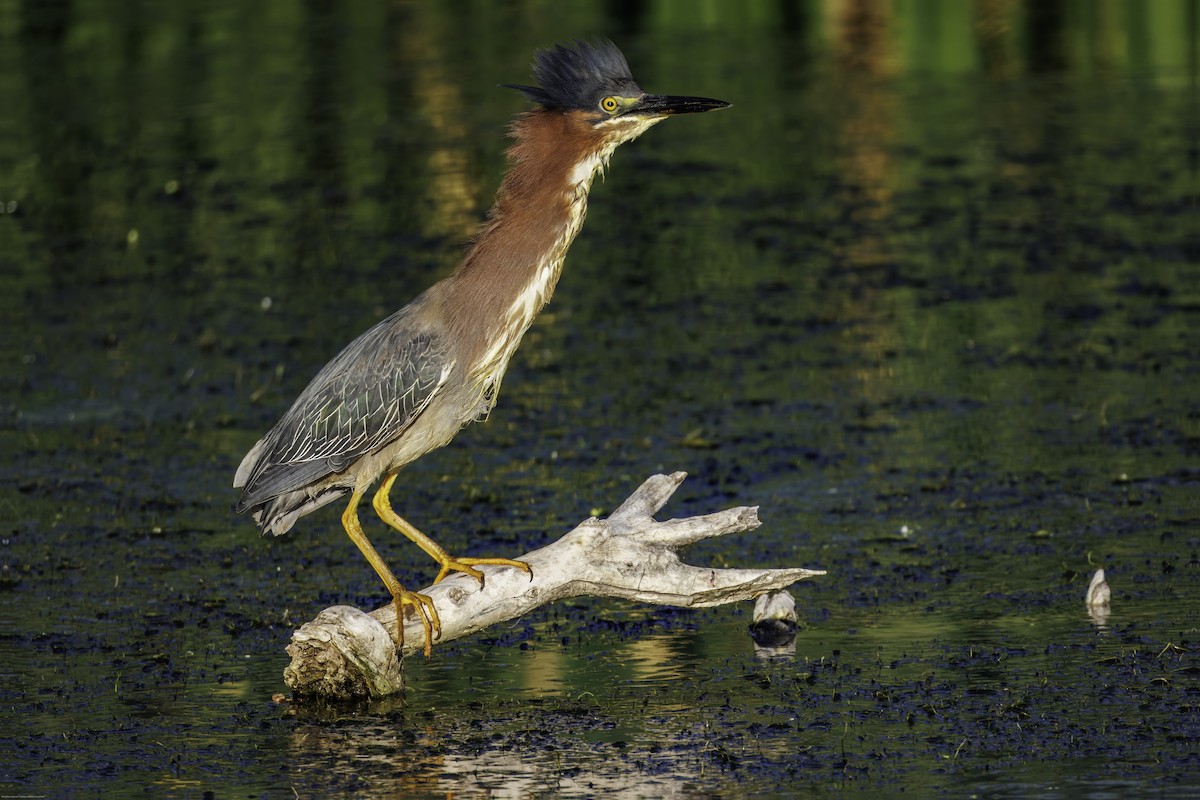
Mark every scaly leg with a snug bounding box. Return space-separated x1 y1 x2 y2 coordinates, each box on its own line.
341 486 440 657
372 472 532 587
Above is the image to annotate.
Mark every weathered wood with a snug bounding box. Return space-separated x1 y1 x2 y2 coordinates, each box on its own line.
284 472 825 699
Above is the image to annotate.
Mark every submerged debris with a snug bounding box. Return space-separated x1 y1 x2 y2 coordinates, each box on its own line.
1086 569 1111 608
1086 568 1112 628
749 590 798 649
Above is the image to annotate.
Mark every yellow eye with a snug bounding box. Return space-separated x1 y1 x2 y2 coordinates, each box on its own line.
600 96 620 114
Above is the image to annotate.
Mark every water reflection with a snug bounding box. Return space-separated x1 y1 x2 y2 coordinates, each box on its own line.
286 716 703 798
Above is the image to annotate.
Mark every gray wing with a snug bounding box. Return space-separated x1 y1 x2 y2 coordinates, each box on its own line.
236 305 452 510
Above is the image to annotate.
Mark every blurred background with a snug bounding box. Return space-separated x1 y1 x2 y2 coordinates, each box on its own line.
3 1 1196 797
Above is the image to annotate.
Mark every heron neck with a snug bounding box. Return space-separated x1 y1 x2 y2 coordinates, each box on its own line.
445 110 611 380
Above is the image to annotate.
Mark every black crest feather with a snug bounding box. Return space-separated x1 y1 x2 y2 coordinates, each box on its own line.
505 39 643 110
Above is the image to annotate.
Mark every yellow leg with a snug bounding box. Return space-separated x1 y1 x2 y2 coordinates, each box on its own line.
372 472 532 587
341 486 441 657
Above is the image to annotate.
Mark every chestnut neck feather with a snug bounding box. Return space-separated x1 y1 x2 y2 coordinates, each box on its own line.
442 109 608 378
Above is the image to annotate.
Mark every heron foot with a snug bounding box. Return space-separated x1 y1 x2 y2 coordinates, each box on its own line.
432 556 533 588
392 587 442 658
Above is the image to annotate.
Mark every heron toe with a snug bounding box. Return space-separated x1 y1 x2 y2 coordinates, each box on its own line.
432 556 533 587
392 587 442 658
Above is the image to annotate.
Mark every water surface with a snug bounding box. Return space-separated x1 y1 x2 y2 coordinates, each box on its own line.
4 1 1197 797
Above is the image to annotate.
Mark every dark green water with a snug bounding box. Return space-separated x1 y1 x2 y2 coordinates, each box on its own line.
4 2 1197 797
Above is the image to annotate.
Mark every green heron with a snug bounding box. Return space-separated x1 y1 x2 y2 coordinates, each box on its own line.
234 39 729 656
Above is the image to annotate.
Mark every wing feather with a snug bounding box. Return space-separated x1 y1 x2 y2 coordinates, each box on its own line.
236 304 452 509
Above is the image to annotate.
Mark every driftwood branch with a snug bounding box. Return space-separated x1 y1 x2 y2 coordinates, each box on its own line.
284 472 825 699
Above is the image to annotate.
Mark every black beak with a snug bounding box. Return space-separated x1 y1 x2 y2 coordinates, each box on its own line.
635 94 731 116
